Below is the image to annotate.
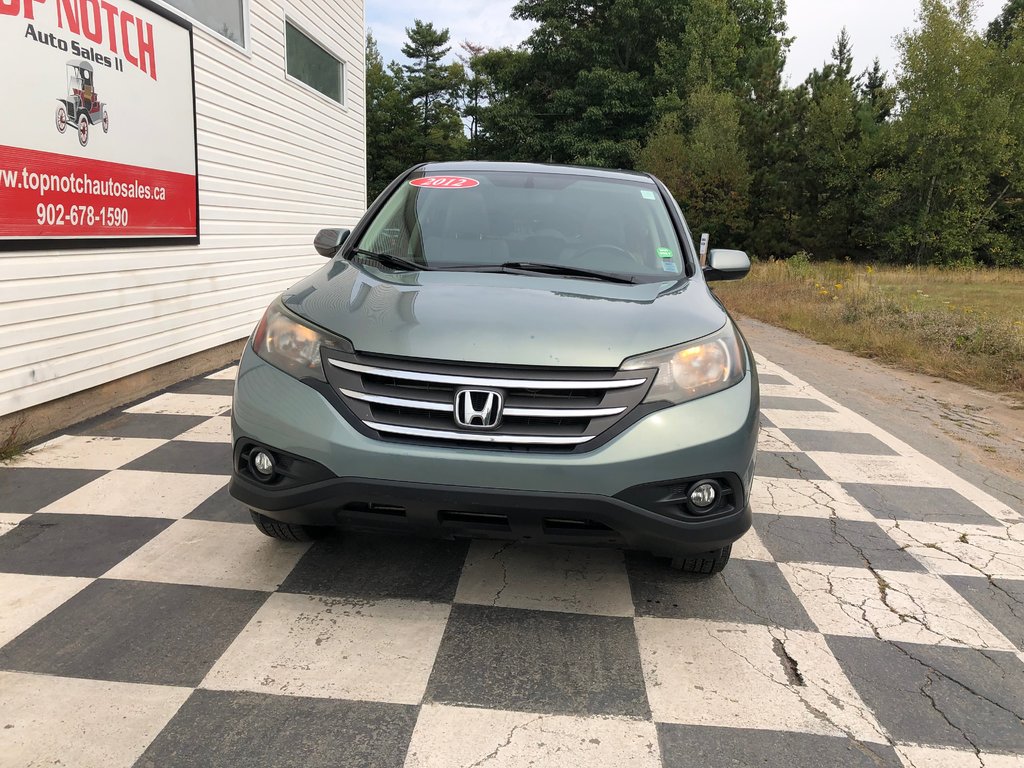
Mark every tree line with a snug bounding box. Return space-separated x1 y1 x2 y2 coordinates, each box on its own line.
366 0 1024 267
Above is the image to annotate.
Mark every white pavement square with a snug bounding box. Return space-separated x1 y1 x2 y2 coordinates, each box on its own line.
454 542 635 617
202 593 451 705
634 618 888 742
39 470 227 519
780 564 1017 650
103 519 311 592
404 704 663 768
127 393 231 417
0 671 191 768
10 435 166 471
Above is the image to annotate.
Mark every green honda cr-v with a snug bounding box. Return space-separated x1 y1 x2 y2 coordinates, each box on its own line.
230 162 758 574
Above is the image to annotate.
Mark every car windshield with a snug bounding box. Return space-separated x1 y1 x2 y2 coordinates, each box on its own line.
354 170 690 282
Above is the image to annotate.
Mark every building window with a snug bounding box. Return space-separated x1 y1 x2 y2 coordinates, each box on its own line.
161 0 246 47
286 21 344 104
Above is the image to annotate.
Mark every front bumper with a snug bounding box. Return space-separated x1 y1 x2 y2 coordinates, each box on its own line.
231 473 751 557
230 345 758 556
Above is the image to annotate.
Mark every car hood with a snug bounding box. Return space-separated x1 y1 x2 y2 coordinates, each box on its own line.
282 261 729 368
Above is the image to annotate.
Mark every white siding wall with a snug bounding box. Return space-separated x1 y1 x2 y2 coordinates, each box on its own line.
0 0 366 417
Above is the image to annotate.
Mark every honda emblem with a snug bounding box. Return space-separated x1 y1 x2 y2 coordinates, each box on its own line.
454 389 503 430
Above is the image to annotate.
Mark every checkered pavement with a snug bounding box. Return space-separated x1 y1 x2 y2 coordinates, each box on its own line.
1 355 1022 768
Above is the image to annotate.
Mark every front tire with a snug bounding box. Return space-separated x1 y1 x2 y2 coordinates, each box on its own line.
77 114 89 147
671 545 731 575
55 105 68 134
249 509 325 542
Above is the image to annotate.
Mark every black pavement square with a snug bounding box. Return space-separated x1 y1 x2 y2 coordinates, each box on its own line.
185 483 249 524
123 440 233 476
761 396 835 412
0 579 266 687
70 412 207 440
0 513 170 577
625 555 816 630
944 576 1024 652
425 604 649 717
782 429 897 456
657 724 903 768
0 467 105 514
755 451 829 481
169 378 236 397
753 514 925 571
280 533 470 603
842 484 1000 526
135 690 418 768
827 636 1024 752
758 374 791 386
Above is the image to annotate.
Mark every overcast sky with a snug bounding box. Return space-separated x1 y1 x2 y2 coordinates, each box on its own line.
366 0 1007 84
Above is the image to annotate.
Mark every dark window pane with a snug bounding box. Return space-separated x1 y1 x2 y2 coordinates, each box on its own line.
162 0 245 46
286 21 343 104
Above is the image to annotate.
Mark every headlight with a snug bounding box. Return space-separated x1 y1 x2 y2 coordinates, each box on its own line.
251 299 349 382
622 323 746 404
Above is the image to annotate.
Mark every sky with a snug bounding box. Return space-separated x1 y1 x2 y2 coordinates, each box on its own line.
365 0 1007 84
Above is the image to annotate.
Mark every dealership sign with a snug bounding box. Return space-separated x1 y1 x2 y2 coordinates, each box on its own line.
0 0 198 247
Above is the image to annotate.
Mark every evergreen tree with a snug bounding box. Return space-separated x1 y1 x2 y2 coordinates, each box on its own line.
365 33 420 200
401 20 467 161
642 0 750 242
458 42 489 159
794 29 870 258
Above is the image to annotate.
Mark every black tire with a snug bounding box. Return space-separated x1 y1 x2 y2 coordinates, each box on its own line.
670 545 732 575
249 509 324 542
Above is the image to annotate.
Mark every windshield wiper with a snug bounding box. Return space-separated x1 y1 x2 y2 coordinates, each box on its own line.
350 248 432 272
441 261 636 285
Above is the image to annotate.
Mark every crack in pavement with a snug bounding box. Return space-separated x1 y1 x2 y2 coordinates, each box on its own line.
487 541 516 607
464 714 545 768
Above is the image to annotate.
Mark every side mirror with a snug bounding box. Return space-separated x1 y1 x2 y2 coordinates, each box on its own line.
313 228 350 258
704 249 750 281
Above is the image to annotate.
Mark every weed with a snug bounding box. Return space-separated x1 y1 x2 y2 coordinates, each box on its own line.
0 414 28 463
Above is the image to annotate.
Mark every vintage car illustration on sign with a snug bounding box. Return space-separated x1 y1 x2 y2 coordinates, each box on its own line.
55 60 110 148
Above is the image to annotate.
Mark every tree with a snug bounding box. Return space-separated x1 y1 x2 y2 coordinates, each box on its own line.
986 0 1024 45
878 0 1014 265
458 42 489 159
365 32 420 200
729 0 799 258
789 29 873 258
401 20 467 161
475 0 677 167
983 12 1024 265
642 0 750 242
860 58 895 124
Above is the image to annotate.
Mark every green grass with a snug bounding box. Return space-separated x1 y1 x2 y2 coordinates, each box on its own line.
713 257 1024 398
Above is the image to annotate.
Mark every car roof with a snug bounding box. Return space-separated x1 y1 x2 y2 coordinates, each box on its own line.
420 161 656 185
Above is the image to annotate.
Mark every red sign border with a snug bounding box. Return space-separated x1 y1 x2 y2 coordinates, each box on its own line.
0 0 199 252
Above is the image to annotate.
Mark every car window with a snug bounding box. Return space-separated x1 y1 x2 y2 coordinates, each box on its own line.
355 171 688 281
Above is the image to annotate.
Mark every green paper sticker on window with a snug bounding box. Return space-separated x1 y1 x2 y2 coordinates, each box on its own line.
641 190 657 200
657 247 674 260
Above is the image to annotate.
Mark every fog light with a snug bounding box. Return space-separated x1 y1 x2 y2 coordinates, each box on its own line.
252 450 274 478
688 481 719 510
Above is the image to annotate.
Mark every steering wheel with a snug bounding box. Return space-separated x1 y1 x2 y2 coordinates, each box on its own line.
565 244 643 271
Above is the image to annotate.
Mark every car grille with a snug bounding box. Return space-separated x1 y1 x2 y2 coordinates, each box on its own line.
321 350 654 452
